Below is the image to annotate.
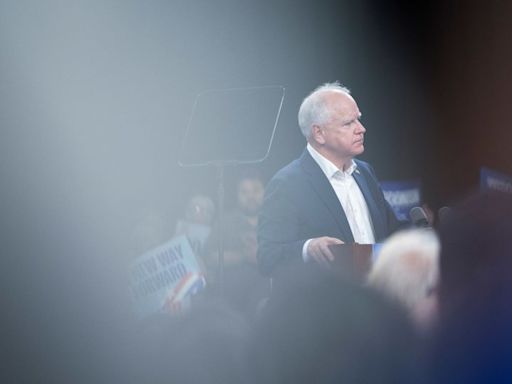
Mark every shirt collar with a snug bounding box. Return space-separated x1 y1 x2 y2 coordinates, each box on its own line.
306 143 358 179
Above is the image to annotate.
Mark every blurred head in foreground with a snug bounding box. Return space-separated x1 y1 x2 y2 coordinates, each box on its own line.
428 190 512 383
141 301 250 384
250 265 416 384
367 229 440 332
437 190 512 317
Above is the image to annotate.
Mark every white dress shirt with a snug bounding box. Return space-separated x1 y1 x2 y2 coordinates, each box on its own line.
302 144 376 261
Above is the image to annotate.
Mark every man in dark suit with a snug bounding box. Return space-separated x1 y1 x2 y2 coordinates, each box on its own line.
257 82 403 276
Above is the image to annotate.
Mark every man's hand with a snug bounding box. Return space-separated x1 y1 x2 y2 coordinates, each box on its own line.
307 237 344 267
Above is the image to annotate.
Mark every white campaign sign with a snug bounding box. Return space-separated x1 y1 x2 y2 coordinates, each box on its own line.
129 235 206 318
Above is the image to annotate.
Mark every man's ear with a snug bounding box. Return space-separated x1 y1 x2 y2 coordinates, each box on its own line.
311 125 325 145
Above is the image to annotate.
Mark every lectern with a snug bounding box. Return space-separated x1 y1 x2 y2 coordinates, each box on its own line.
328 243 377 282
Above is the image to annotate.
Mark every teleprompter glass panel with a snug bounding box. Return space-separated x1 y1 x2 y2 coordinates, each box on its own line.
179 86 285 166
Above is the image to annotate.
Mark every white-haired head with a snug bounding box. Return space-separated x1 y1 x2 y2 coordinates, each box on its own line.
298 82 351 139
368 229 440 315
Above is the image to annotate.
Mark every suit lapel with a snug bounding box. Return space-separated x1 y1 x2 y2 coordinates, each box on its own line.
352 165 384 240
299 150 355 242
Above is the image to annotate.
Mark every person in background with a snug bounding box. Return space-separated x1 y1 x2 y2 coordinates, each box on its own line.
174 194 216 260
207 172 264 268
207 172 270 320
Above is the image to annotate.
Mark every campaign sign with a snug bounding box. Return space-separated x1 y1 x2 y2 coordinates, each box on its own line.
380 179 422 221
129 235 206 318
480 167 512 194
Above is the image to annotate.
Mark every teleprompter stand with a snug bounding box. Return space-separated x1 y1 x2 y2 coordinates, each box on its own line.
178 86 285 296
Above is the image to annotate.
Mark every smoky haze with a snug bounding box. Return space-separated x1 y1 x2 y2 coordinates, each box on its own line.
0 0 431 261
0 1 436 380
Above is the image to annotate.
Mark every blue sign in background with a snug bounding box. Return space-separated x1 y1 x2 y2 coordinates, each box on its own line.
480 167 512 193
380 179 422 222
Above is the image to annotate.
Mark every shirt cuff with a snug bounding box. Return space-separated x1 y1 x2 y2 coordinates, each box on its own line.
302 239 312 263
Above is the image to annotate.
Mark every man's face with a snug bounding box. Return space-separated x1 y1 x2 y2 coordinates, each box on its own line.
237 178 264 216
313 91 366 162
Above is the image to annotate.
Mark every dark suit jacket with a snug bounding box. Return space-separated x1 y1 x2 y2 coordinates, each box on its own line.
257 149 403 276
